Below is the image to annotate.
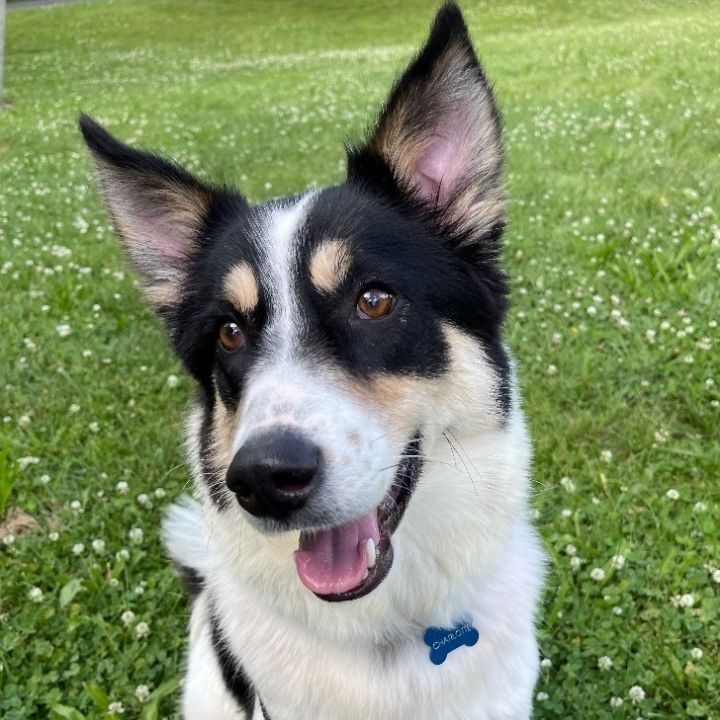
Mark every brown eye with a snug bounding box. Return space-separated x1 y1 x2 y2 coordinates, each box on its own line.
219 322 245 352
356 288 395 319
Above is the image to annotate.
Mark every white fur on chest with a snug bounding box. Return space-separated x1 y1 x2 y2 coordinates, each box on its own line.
204 522 541 720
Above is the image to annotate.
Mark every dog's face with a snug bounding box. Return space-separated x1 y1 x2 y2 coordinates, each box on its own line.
81 4 512 602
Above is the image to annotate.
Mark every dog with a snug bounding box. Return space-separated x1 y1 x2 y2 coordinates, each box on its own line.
79 3 544 718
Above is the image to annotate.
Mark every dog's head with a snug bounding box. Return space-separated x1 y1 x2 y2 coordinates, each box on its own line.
80 3 517 603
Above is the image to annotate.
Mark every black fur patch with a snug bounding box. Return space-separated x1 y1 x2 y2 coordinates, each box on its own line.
210 613 256 717
177 564 204 600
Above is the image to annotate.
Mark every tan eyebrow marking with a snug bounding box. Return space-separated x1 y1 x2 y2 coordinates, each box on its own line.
309 239 352 293
223 262 259 313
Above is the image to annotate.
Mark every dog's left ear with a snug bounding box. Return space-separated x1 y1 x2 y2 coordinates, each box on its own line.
348 2 504 256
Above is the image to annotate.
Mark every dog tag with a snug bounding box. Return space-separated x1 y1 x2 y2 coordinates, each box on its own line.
423 620 479 665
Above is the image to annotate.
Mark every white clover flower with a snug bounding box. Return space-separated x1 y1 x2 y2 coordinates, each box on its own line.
536 691 549 701
547 364 558 375
586 305 597 316
92 539 106 554
693 501 707 513
628 685 645 703
565 544 577 557
561 508 572 518
600 450 613 463
137 494 153 509
69 403 80 413
107 701 124 715
540 658 552 669
612 606 623 615
121 610 136 627
677 593 694 608
654 429 668 444
154 487 167 499
590 567 605 582
597 656 613 671
29 586 43 603
72 543 85 555
56 324 72 337
73 215 89 235
570 556 583 572
610 697 623 708
133 585 145 596
135 621 150 639
713 569 720 584
166 374 180 388
39 474 51 485
128 527 143 544
49 531 59 542
116 481 129 494
109 578 120 588
88 422 100 433
665 488 679 500
611 554 626 570
560 477 576 493
70 500 83 513
690 647 703 660
19 415 32 427
134 685 151 703
2 534 15 546
116 548 130 561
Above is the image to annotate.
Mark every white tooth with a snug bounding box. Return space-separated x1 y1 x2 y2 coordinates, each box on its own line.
366 538 377 569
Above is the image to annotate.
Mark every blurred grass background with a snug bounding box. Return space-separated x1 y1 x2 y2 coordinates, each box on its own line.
1 1 718 717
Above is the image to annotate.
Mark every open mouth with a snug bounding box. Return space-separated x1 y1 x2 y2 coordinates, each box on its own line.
293 434 422 602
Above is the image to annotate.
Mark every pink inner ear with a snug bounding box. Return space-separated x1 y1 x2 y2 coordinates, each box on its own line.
135 213 193 265
413 110 470 207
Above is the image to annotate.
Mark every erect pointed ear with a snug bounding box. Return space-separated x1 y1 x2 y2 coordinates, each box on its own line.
347 3 504 254
79 114 226 310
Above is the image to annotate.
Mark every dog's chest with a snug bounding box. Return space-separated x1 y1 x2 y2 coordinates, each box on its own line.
210 588 534 720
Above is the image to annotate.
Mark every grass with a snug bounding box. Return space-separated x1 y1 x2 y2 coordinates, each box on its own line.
1 0 719 717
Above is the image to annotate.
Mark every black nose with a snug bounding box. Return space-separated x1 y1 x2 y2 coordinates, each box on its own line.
226 430 321 520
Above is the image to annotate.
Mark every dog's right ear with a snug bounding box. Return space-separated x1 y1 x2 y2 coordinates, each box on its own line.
347 3 504 264
79 114 233 311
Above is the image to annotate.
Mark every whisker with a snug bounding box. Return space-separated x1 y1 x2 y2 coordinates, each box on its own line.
443 431 480 497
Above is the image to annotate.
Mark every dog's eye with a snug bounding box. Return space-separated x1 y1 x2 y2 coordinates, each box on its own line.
356 288 395 319
218 322 245 352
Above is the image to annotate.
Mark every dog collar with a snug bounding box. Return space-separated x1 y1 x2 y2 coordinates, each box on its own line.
423 620 479 665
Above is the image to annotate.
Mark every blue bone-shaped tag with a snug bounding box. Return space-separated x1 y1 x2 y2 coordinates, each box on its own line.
423 620 479 665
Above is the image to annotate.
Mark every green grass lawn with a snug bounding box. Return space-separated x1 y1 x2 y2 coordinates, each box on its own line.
1 0 719 717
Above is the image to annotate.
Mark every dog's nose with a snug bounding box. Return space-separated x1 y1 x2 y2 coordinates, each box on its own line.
226 430 321 519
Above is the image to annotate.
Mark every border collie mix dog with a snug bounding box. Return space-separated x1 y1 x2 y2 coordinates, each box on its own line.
80 4 544 718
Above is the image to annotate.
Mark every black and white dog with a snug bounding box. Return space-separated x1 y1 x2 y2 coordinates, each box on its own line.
80 4 544 718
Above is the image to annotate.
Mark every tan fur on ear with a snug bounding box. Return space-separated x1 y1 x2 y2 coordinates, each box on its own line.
367 25 504 242
80 116 215 311
97 178 212 308
309 239 352 294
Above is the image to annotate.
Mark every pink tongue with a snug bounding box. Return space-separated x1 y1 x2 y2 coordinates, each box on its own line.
294 511 380 595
